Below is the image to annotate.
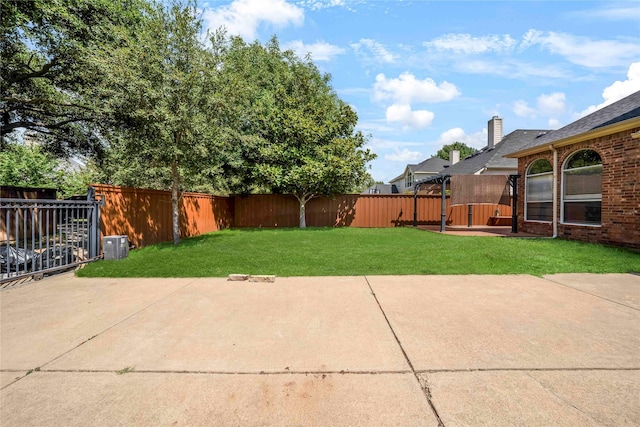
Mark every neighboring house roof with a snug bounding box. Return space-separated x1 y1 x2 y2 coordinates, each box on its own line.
389 173 405 184
444 129 550 175
389 156 448 185
409 156 449 174
507 90 640 158
361 183 399 194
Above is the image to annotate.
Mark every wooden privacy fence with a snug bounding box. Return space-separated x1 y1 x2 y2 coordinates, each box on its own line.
93 185 513 248
233 194 512 228
92 185 233 248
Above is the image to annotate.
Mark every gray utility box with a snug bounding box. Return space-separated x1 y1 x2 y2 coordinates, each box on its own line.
103 235 129 260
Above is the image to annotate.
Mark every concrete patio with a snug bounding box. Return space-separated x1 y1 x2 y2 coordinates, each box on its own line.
1 273 639 426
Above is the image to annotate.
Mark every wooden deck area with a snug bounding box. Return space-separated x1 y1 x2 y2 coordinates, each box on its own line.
417 225 544 238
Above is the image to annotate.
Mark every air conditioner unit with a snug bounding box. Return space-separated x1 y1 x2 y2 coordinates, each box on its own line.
103 235 129 260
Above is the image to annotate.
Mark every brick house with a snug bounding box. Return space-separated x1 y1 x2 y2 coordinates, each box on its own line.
506 90 640 250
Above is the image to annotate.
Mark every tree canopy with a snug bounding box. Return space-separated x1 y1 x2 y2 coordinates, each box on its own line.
220 37 375 227
436 142 476 162
1 0 377 234
0 0 147 158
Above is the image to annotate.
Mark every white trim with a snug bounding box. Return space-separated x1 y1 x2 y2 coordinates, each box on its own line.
559 221 602 228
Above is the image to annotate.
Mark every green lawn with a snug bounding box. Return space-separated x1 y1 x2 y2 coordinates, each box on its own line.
77 227 640 278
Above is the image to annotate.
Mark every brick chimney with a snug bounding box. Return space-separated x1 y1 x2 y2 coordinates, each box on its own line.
487 116 503 148
450 149 460 165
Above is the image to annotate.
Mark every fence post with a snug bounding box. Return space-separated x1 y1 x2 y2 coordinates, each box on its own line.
87 187 100 258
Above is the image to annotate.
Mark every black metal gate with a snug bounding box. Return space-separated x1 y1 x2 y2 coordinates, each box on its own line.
1 188 102 287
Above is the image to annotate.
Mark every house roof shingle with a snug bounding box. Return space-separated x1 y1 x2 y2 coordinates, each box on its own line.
409 156 449 174
507 90 640 157
444 129 550 175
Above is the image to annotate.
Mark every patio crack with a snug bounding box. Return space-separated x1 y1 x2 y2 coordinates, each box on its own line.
525 371 601 424
364 276 445 427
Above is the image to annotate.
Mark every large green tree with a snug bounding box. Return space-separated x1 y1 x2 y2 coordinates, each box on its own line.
0 0 146 158
436 142 476 162
231 39 376 228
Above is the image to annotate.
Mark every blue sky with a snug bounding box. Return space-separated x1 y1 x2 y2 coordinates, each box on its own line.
198 0 640 182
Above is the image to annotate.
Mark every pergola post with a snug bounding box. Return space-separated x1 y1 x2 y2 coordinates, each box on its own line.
510 174 520 233
441 177 447 232
413 184 418 227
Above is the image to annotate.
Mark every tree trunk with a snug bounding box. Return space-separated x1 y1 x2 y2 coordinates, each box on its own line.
296 193 314 229
299 200 306 229
171 159 180 245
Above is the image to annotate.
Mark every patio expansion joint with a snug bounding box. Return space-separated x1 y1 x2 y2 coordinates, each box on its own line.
542 277 640 312
416 367 640 374
364 276 445 427
36 278 201 371
27 369 415 376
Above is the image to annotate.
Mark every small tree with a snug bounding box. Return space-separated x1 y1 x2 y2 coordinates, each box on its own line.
0 143 58 187
436 142 476 162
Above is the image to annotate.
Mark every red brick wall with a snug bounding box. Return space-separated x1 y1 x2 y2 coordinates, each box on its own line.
517 127 640 250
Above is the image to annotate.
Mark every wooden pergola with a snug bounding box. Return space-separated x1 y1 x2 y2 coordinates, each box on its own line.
412 174 521 233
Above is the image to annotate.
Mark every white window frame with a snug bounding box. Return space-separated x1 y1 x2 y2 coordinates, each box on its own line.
406 171 413 188
561 150 602 227
525 159 553 223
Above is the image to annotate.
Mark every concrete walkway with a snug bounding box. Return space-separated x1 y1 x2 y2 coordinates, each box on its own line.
1 273 639 426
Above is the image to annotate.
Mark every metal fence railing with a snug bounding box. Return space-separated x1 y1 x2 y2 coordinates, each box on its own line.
1 190 102 287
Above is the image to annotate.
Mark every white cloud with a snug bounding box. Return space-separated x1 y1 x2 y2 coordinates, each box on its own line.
385 104 434 130
571 6 640 21
298 0 355 11
384 148 424 162
520 30 640 68
373 72 460 104
357 121 395 134
577 62 640 117
424 33 517 54
201 0 303 41
513 100 537 118
283 40 345 61
537 92 566 116
438 127 487 149
350 39 397 64
455 59 569 80
513 92 567 119
548 118 562 128
365 136 422 150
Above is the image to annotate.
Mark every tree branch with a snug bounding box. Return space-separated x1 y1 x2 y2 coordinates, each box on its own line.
1 97 94 111
1 117 85 134
8 59 58 85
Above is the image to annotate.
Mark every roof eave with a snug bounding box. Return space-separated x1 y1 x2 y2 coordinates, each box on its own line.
506 116 640 158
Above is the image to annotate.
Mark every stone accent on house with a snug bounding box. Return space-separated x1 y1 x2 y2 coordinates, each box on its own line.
518 127 640 250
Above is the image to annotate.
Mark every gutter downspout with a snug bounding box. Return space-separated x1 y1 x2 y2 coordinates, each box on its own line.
549 145 558 238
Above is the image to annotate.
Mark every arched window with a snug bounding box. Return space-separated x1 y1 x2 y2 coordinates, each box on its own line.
562 150 602 225
406 171 413 188
525 159 553 222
